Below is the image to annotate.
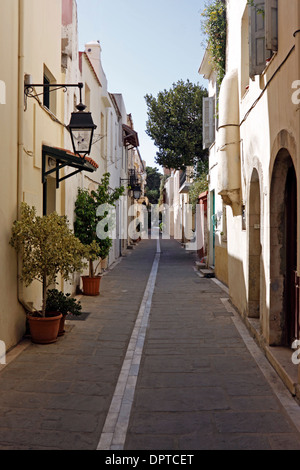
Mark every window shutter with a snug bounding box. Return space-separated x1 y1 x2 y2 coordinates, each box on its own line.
266 0 278 51
249 0 266 79
202 97 215 150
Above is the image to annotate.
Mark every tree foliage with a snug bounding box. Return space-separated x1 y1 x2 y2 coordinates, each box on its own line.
74 173 124 277
201 0 227 85
145 80 208 170
145 166 162 205
189 160 209 213
10 203 87 316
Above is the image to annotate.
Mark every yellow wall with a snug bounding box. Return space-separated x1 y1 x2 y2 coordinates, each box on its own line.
215 246 228 287
21 0 64 311
0 0 25 350
0 0 67 349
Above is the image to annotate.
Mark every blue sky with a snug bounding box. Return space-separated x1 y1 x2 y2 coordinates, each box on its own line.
76 0 208 171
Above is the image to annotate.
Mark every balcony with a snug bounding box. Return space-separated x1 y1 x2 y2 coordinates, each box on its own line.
179 168 192 194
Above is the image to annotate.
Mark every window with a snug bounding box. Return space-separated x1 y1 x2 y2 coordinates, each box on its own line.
241 6 250 95
43 74 50 109
249 0 278 79
202 96 216 149
43 65 57 114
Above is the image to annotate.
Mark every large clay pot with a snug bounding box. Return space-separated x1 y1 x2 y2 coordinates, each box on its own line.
27 313 62 344
82 275 101 296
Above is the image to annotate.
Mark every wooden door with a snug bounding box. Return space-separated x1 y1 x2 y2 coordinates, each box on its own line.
285 166 298 345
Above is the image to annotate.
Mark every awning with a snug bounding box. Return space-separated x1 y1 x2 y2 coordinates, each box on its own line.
43 145 98 175
42 145 98 187
123 124 139 149
42 145 98 215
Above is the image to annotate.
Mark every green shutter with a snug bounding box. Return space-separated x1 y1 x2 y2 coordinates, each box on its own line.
249 0 266 79
266 0 278 51
203 97 215 150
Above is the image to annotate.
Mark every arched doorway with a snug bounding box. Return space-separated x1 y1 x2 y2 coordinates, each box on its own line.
248 168 261 319
270 150 298 346
284 165 298 345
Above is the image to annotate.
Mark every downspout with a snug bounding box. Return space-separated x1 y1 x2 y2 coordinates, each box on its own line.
17 0 30 313
296 2 300 279
295 1 300 391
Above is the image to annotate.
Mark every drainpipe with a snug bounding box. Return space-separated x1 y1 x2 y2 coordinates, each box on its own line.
17 0 28 312
295 0 300 394
296 0 300 278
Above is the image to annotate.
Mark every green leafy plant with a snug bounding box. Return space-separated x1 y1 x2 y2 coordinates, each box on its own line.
201 0 227 85
10 203 87 317
189 160 209 213
145 80 208 170
247 0 265 16
74 173 124 278
46 289 82 317
145 166 163 205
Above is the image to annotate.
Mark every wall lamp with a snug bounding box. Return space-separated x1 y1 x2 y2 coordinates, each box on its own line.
24 78 97 159
120 169 142 200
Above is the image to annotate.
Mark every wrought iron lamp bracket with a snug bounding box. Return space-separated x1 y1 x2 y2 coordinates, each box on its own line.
24 81 84 106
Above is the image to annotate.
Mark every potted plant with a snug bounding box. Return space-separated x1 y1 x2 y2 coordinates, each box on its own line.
74 173 124 296
46 289 82 336
99 237 112 271
10 203 87 344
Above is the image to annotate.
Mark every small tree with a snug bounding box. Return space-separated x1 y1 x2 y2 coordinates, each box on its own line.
145 166 163 205
74 173 124 278
10 203 87 317
145 80 208 170
201 0 227 85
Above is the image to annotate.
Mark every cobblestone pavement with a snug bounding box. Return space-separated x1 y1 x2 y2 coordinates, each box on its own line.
1 237 300 450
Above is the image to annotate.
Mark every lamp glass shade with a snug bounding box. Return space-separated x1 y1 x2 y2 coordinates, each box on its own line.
133 188 142 200
70 128 94 154
68 109 97 156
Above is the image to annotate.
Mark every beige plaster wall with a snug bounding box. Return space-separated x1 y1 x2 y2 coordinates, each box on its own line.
224 0 299 344
0 0 26 350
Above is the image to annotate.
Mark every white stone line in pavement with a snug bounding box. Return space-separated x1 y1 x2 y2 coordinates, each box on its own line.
0 339 31 374
211 277 229 295
97 240 161 450
221 297 300 433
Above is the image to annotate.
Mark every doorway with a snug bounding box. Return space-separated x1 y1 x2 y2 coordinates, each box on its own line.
284 165 298 345
270 150 298 346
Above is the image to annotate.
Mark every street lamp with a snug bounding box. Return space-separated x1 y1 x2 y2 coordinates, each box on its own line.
24 80 97 158
67 85 97 159
132 186 142 200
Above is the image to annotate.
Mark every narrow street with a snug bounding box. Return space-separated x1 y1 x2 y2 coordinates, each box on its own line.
1 238 300 450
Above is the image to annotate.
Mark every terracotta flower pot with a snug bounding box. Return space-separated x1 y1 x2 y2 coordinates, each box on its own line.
27 313 62 344
82 275 101 296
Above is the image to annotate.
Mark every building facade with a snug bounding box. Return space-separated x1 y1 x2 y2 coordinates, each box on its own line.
0 0 144 351
201 0 300 392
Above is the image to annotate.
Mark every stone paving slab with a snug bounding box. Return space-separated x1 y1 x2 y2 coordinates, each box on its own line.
1 237 300 450
0 240 157 450
124 238 300 451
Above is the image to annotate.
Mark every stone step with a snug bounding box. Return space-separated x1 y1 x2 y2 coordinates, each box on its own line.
195 261 206 270
199 268 215 278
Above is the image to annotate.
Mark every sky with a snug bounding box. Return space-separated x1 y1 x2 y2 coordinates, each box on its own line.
76 0 208 172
